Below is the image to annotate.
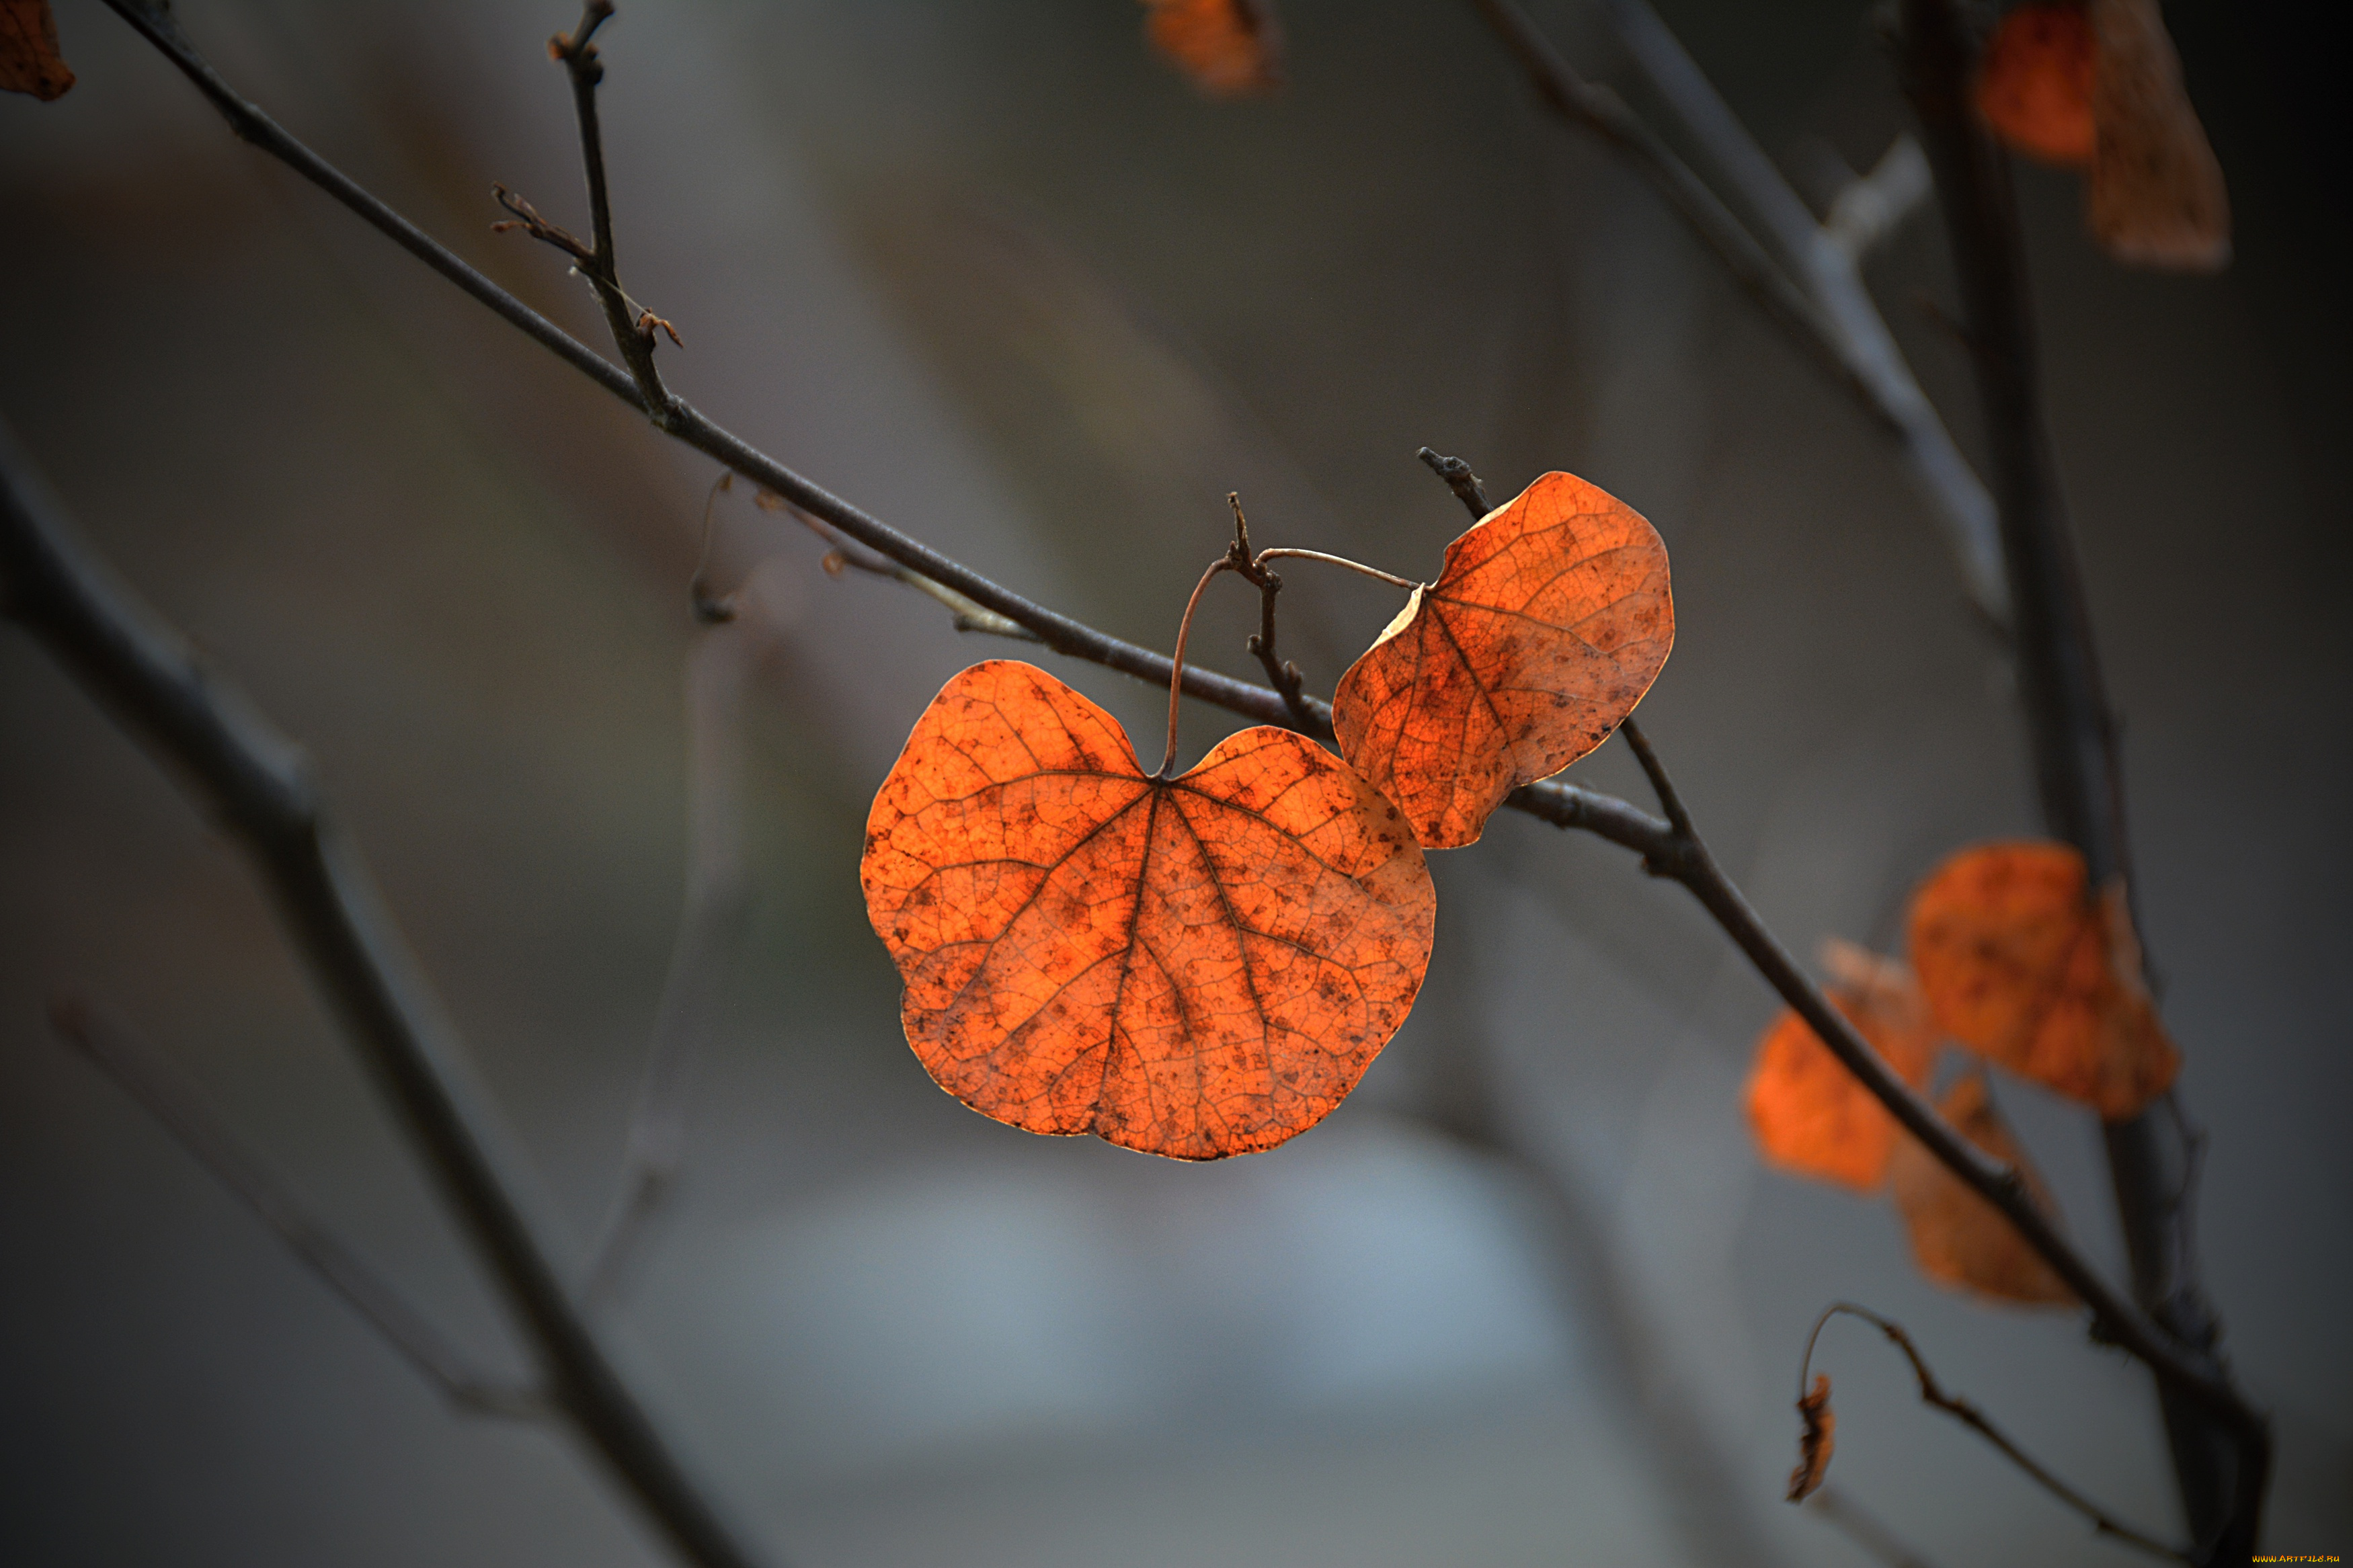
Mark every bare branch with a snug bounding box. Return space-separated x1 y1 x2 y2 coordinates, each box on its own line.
1474 0 2009 624
0 419 776 1568
50 999 549 1422
1805 1486 1944 1568
1800 1304 2190 1563
1224 494 1315 731
1417 445 1491 520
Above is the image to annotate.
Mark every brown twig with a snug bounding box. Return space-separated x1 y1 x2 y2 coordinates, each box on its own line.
85 0 2250 1451
1223 493 1314 731
0 420 775 1568
50 999 549 1423
1896 1 2262 1557
1800 1304 2190 1563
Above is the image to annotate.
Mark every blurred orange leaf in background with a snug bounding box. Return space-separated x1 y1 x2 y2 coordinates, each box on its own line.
2087 0 2230 270
1 0 75 101
1745 942 1938 1192
1908 841 2179 1119
1332 472 1673 850
1975 1 2096 165
1142 0 1283 97
861 660 1434 1161
1888 1071 2077 1304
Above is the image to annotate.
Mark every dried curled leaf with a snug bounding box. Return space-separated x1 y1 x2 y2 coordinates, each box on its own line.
1142 0 1283 97
1907 841 2180 1119
2087 0 2229 270
1787 1374 1837 1503
1331 472 1674 850
0 0 74 101
1976 1 2096 165
1745 943 1938 1192
1889 1071 2076 1305
861 661 1434 1160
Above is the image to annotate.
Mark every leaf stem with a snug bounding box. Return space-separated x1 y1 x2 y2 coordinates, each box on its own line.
1158 557 1237 779
1252 548 1421 591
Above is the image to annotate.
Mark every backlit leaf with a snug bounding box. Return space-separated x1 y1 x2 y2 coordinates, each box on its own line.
1975 1 2096 165
1142 0 1283 98
1330 472 1673 850
2087 0 2229 270
0 0 74 101
1907 841 2180 1119
1888 1070 2076 1305
861 660 1435 1160
1745 942 1938 1192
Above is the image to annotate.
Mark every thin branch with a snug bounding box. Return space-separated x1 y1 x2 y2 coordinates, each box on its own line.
1800 1305 2189 1562
50 998 549 1423
1463 0 1871 413
1225 493 1315 731
1473 0 2009 624
772 495 1038 641
1615 716 1693 839
84 1 2250 1440
1252 549 1421 591
582 632 756 1306
0 420 774 1568
1896 1 2261 1557
1417 445 1491 520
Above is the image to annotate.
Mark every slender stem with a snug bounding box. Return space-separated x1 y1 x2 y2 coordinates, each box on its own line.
1801 1305 2189 1563
83 2 2250 1444
1252 548 1421 591
1158 559 1236 778
0 422 774 1568
1897 3 2259 1557
1615 717 1693 839
50 999 549 1423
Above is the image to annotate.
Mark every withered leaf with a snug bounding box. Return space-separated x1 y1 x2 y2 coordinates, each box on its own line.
1907 841 2180 1120
1331 471 1674 850
1142 0 1283 98
1 0 74 101
861 660 1435 1161
2087 0 2229 270
1976 1 2096 165
1888 1071 2076 1305
1787 1373 1837 1503
1745 942 1938 1192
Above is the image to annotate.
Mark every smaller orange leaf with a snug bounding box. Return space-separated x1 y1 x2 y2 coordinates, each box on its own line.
1907 841 2180 1119
1889 1071 2075 1305
2087 0 2229 270
1976 1 2096 165
1142 0 1283 98
1786 1373 1836 1503
0 0 74 101
1331 471 1673 850
1744 942 1937 1192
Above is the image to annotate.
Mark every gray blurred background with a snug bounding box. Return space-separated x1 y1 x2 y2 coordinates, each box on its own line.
2 1 2345 1564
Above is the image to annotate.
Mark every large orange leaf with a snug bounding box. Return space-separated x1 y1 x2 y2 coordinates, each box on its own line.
862 660 1434 1160
2087 0 2229 271
1975 1 2096 166
1142 0 1283 98
1907 841 2179 1119
1745 943 1938 1192
1330 472 1673 850
1888 1071 2075 1305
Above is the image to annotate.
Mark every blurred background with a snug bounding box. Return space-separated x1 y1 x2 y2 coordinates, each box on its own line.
2 1 2346 1563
